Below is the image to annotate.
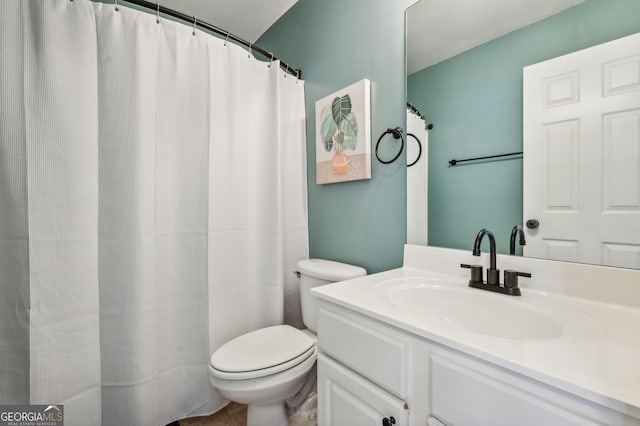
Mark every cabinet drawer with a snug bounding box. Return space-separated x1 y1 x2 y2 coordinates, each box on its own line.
318 354 408 426
318 304 411 399
430 349 638 426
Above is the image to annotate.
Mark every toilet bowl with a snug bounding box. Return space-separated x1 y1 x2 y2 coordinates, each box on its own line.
208 259 366 426
209 326 317 425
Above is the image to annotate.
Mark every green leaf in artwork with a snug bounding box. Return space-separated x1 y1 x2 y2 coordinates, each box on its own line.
331 95 352 127
320 105 337 151
340 112 359 150
342 134 357 151
324 139 334 152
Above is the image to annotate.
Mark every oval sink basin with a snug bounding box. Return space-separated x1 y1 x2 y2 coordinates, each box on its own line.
374 277 604 340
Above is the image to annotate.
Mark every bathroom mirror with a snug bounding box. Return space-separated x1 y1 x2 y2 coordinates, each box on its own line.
406 0 640 268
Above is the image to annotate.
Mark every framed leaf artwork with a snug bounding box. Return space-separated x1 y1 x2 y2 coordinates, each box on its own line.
315 79 371 184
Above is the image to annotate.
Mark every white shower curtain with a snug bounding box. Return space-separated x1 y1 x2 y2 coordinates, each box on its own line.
406 109 428 245
0 1 308 425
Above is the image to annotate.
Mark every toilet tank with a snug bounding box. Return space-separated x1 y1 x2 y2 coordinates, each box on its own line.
297 259 366 333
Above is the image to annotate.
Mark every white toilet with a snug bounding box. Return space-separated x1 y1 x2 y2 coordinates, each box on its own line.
208 258 366 426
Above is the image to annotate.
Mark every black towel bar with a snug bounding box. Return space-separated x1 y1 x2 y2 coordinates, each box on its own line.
449 151 523 166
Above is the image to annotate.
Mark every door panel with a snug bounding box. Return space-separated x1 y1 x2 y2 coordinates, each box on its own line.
317 354 408 426
523 31 640 267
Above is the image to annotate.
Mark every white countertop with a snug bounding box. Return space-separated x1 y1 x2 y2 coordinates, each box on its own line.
312 247 640 418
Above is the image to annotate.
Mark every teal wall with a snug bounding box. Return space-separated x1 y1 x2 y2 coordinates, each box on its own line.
408 0 640 254
259 0 413 273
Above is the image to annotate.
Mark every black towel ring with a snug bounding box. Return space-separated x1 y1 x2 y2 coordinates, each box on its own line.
376 127 404 164
406 133 422 167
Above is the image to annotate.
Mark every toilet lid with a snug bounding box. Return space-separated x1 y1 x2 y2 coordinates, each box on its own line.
210 325 315 375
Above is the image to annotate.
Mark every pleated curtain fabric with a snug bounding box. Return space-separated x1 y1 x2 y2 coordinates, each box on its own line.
0 1 309 425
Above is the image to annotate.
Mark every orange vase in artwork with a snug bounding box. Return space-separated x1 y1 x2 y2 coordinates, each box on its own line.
332 152 350 174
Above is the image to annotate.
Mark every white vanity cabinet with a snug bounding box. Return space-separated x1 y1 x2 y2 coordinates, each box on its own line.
316 302 639 426
317 303 418 426
318 355 409 426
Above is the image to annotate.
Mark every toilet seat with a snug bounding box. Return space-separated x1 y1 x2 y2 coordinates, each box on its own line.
210 325 316 380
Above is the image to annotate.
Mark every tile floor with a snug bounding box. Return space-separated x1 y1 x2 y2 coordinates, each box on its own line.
178 402 247 426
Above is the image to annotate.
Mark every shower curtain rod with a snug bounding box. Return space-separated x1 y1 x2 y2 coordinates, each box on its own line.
111 0 302 78
407 102 425 120
406 102 434 130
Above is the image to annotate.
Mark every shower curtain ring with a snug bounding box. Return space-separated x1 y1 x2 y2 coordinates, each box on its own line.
248 42 252 58
156 1 160 23
224 32 230 46
268 53 274 68
114 0 119 11
192 16 197 36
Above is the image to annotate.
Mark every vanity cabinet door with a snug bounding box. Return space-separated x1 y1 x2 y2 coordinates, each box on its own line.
318 354 408 426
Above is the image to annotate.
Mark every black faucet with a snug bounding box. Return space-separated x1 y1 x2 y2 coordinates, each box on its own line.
461 227 531 296
509 225 526 255
472 228 499 285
